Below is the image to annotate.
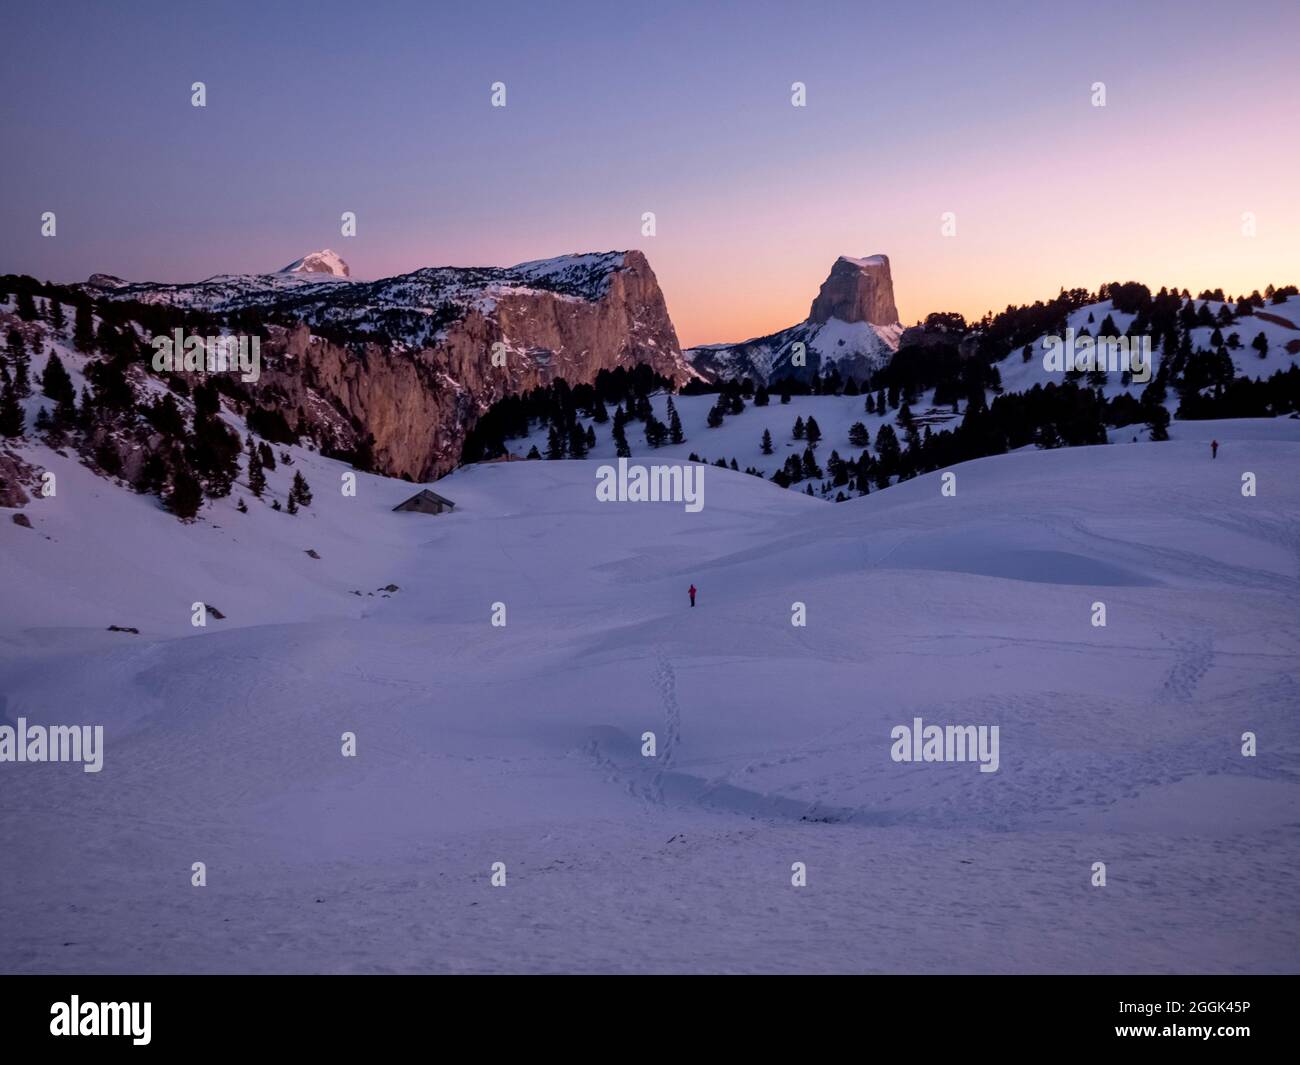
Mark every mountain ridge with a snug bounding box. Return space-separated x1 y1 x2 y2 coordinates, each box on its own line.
76 249 692 480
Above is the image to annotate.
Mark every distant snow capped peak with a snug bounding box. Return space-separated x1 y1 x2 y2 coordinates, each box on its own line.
280 249 351 278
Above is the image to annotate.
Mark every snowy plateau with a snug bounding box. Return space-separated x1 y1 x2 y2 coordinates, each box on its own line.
1 289 1298 974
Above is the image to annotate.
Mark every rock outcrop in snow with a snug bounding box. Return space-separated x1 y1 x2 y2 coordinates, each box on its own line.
85 250 690 480
808 255 899 326
686 254 903 385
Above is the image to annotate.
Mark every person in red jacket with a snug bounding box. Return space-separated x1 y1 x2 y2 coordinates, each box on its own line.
1211 439 1219 459
688 584 696 608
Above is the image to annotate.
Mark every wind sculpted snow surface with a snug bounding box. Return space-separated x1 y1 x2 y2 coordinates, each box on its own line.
1 429 1298 973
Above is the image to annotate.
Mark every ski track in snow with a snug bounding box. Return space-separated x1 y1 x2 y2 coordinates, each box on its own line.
650 648 682 802
2 413 1300 973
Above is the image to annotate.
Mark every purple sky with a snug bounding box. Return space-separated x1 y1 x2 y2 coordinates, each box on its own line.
3 0 1297 345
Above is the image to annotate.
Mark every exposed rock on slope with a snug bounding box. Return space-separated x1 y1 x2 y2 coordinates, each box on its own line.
686 255 903 385
87 250 690 480
809 255 899 326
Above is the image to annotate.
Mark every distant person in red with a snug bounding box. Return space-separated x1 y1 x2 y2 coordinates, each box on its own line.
1211 439 1219 459
688 584 697 608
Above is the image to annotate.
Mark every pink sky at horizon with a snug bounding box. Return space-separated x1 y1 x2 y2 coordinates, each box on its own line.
4 0 1297 349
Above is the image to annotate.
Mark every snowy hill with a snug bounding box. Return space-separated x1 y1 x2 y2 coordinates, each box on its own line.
997 296 1300 401
687 317 903 388
3 415 1298 973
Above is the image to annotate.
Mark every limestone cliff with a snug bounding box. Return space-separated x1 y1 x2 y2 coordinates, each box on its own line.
686 254 902 385
90 250 690 480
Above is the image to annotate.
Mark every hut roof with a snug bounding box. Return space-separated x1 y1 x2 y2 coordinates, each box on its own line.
392 489 457 512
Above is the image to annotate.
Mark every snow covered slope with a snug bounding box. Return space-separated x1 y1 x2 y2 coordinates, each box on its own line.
511 390 1300 489
998 297 1300 401
2 419 1298 973
687 317 903 387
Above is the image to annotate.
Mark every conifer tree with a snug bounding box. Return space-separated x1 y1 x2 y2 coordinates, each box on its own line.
761 428 773 455
247 440 267 498
74 302 95 352
875 423 901 471
77 386 94 430
11 342 32 399
290 470 313 507
568 422 588 457
166 461 204 520
801 447 822 480
546 424 565 459
0 381 24 437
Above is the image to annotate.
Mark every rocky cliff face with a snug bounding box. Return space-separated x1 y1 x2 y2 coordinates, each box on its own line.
686 254 903 385
90 250 690 481
808 255 899 326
